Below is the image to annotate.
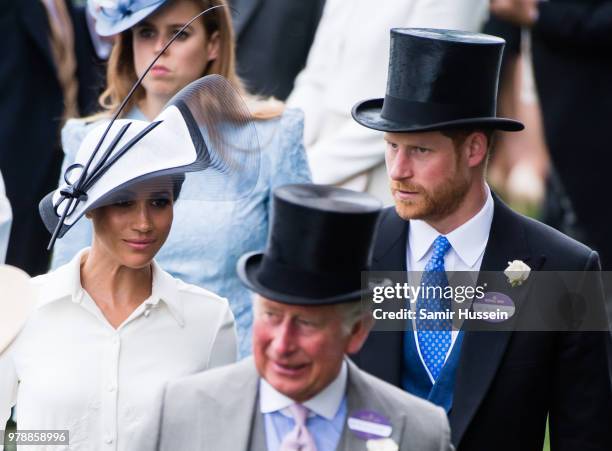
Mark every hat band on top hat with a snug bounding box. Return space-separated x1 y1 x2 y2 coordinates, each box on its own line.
381 95 494 127
257 256 362 300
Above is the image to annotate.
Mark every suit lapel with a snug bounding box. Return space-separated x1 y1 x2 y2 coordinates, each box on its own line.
450 195 545 445
372 207 408 271
337 361 405 450
248 392 267 451
356 208 407 385
20 0 58 73
231 0 263 37
201 359 259 449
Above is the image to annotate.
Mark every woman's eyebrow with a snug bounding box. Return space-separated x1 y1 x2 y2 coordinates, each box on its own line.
167 23 194 30
150 191 171 198
133 21 194 32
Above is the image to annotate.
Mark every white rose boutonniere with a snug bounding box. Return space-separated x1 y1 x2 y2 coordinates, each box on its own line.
504 260 531 287
366 438 399 451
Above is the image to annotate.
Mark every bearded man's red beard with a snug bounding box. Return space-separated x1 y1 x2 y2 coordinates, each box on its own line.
390 174 470 222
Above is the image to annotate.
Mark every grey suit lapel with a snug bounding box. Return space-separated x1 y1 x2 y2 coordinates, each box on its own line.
336 361 405 450
201 358 260 450
248 393 267 451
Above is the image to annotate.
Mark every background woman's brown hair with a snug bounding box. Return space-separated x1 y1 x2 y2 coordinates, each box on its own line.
96 0 282 120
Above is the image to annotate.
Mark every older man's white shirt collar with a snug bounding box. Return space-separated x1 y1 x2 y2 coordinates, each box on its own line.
409 185 494 268
37 248 185 326
260 360 347 420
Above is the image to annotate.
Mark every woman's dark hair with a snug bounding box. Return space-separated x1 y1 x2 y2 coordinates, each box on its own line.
172 174 186 201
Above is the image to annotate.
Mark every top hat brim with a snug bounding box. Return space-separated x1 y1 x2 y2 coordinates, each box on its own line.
352 98 524 133
237 252 370 306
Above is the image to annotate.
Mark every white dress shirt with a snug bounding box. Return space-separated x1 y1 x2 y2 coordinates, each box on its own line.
260 360 348 451
406 186 494 382
0 171 11 263
0 249 237 451
260 360 347 420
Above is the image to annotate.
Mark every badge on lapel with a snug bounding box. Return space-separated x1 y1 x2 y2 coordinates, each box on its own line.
472 292 516 323
348 410 392 440
366 437 399 451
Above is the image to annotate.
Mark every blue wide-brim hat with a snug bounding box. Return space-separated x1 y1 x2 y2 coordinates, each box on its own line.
88 0 168 36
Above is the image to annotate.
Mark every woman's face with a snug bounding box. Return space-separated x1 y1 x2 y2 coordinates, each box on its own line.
89 186 174 269
132 0 219 99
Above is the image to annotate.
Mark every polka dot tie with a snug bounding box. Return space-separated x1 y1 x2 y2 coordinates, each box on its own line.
416 235 452 381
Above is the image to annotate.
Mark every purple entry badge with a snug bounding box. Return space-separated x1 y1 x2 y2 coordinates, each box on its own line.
472 292 515 323
347 409 392 440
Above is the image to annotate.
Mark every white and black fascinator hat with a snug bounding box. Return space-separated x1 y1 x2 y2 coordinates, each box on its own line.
40 7 259 249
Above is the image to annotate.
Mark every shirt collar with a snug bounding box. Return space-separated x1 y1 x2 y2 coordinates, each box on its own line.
260 360 347 420
39 248 185 326
409 185 494 268
147 259 185 327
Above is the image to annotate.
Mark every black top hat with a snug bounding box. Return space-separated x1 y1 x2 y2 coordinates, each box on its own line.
237 184 382 305
352 28 524 133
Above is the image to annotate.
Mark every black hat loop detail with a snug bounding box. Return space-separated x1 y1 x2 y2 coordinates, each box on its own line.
58 185 88 203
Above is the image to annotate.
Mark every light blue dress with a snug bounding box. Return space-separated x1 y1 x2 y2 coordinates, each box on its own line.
52 107 311 357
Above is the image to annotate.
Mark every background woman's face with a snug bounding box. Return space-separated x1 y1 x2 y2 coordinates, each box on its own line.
89 187 174 269
132 0 219 99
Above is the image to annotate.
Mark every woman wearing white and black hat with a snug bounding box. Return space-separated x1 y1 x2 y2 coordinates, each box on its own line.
0 76 254 450
52 0 311 358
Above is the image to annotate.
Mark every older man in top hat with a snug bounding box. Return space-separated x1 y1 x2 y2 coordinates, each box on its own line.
351 29 612 450
156 184 452 451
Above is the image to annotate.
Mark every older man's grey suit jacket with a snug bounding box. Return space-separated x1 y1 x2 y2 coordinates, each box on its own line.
156 357 452 451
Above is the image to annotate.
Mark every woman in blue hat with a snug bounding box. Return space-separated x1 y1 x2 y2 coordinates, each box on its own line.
52 0 311 358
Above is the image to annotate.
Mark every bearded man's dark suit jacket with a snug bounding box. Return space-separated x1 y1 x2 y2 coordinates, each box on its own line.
0 0 104 276
354 195 612 451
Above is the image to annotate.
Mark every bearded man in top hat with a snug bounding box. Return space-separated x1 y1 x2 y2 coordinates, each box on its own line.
156 184 452 451
351 29 612 451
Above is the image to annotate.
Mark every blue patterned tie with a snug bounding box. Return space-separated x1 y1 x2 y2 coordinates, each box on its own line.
416 235 452 381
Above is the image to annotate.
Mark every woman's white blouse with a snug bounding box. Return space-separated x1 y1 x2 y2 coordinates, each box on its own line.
0 249 237 451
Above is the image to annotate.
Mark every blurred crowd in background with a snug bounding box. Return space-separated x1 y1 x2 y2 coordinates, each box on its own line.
0 0 610 275
1 2 611 450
